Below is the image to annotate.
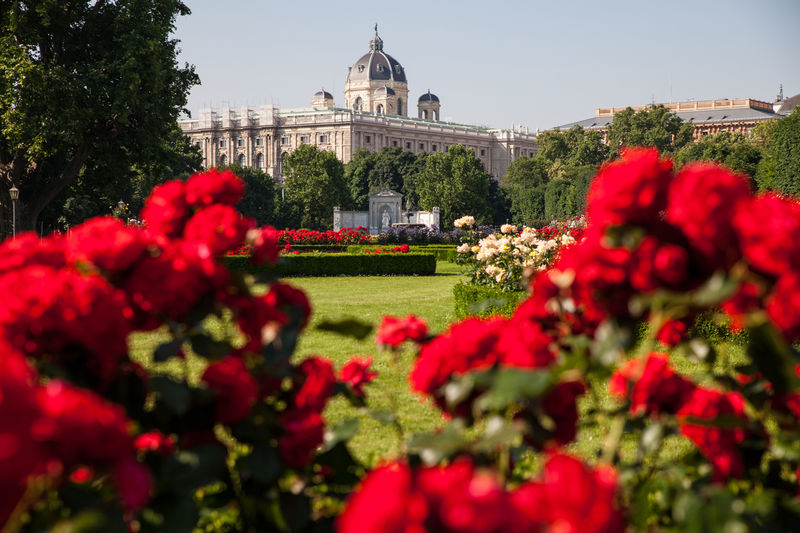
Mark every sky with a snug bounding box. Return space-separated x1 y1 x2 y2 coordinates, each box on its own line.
173 0 800 132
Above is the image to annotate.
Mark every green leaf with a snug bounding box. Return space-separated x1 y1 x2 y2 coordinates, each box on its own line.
238 444 283 484
691 272 738 307
408 423 467 464
747 321 800 394
444 375 475 410
149 375 191 415
368 408 397 425
153 338 184 362
639 422 664 457
474 368 551 412
162 444 228 494
324 418 360 450
315 318 373 340
474 416 523 451
190 334 233 359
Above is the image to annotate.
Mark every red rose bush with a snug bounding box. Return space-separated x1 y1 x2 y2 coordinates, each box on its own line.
4 150 800 532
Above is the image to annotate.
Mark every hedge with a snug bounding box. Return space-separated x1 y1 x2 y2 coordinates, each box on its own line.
225 253 437 277
284 244 349 252
453 283 527 318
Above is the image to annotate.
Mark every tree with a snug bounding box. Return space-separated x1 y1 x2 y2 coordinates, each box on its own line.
674 131 762 180
416 145 492 229
344 149 377 210
283 144 347 229
501 157 549 224
756 109 800 196
220 164 276 226
536 126 610 170
606 105 693 155
343 147 427 211
0 1 198 236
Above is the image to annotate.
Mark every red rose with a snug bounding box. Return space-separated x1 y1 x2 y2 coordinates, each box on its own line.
265 282 311 329
113 457 152 511
721 281 762 332
278 408 324 469
339 356 377 397
376 314 428 346
677 387 749 482
35 380 133 467
666 162 751 271
183 205 254 257
656 319 690 347
497 318 555 369
338 462 413 533
293 357 336 412
628 236 690 293
734 193 800 276
766 273 800 342
141 180 189 238
133 431 176 456
627 353 696 415
229 294 287 353
184 168 245 208
0 232 65 275
202 356 259 425
541 380 586 445
510 453 625 533
586 147 673 229
248 226 280 265
67 217 149 273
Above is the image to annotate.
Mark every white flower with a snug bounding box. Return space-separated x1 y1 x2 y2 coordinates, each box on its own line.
500 224 517 234
454 216 475 228
456 243 471 253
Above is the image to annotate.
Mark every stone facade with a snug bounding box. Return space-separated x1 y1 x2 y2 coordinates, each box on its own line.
179 30 537 182
333 189 440 234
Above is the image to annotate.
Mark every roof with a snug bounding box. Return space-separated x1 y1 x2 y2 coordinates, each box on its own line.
419 91 439 102
776 93 800 115
553 105 781 131
346 32 407 84
313 90 333 99
374 86 396 96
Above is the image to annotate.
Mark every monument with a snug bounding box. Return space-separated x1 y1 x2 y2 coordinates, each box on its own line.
333 189 439 234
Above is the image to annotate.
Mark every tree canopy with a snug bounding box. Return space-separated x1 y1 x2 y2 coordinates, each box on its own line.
416 145 492 229
0 0 198 235
283 144 347 229
535 126 610 170
674 131 761 180
344 147 427 210
606 105 693 155
755 108 800 195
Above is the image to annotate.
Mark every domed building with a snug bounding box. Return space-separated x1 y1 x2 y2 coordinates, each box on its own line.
344 30 408 116
180 28 539 185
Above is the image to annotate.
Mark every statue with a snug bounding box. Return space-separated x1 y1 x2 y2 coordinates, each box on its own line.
381 210 390 229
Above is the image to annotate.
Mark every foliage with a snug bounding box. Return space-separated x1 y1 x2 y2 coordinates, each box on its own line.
343 148 427 210
501 157 549 224
606 104 694 155
218 164 276 226
0 0 199 235
283 144 348 229
755 108 800 195
452 283 527 318
416 145 493 230
674 131 762 179
535 125 610 169
226 252 436 277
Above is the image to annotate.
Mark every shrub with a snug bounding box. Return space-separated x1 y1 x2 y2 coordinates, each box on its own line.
452 283 527 318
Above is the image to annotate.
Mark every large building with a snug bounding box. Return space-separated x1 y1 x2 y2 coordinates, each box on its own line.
554 87 797 141
179 30 538 181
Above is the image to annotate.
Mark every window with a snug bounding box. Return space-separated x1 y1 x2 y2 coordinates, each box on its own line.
256 153 264 169
280 136 289 145
237 138 244 147
299 135 309 144
422 110 429 119
358 64 365 72
397 99 403 115
319 134 329 143
354 97 363 112
394 65 402 74
406 142 411 150
219 154 227 166
219 139 226 148
255 138 262 146
480 149 486 156
376 64 384 72
432 144 437 151
392 140 398 147
365 135 371 143
376 104 384 115
419 143 424 150
237 154 246 166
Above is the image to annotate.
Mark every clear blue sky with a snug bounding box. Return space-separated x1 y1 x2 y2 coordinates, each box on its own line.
174 0 800 131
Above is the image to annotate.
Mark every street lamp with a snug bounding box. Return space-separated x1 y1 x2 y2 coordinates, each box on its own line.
9 185 19 239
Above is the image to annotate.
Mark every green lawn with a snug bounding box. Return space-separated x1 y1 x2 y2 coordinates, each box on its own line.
291 260 465 464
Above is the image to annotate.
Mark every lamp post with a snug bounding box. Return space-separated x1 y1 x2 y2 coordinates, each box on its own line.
9 185 19 239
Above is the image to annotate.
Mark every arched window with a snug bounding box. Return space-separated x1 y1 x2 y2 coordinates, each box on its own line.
422 110 429 119
238 154 246 166
354 97 362 112
397 98 403 115
219 154 227 166
376 104 384 115
256 153 264 170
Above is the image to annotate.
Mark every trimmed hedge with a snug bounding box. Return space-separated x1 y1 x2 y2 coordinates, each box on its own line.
453 283 527 318
284 244 349 252
225 253 436 277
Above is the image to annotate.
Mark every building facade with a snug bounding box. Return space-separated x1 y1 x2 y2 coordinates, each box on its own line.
553 90 797 141
179 30 538 182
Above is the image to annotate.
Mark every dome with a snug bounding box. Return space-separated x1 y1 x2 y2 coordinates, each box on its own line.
346 31 407 84
418 90 439 102
314 89 333 99
374 85 396 96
